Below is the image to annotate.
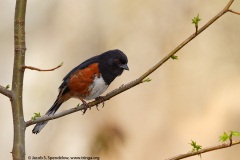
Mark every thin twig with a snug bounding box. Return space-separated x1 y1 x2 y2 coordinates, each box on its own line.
26 0 237 127
0 85 13 98
166 141 240 160
195 25 198 36
228 9 240 15
23 62 63 72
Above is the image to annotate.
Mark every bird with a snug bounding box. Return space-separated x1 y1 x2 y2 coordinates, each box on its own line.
32 49 129 134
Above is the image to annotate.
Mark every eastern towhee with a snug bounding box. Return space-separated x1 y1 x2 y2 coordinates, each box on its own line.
32 49 129 134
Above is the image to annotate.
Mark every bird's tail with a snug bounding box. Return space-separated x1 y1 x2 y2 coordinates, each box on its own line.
32 98 63 134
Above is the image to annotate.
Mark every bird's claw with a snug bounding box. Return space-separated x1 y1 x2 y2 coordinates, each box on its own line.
81 100 89 115
95 96 105 111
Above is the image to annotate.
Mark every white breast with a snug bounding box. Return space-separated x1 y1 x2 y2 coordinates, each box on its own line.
84 74 109 100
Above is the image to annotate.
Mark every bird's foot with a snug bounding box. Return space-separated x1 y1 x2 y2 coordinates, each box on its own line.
95 96 105 111
81 99 89 115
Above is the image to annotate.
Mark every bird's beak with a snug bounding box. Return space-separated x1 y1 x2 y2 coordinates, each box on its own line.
120 64 129 71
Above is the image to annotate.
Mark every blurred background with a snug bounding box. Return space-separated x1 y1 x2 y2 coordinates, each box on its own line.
1 0 240 159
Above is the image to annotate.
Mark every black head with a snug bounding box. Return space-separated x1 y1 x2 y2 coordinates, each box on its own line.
99 49 129 85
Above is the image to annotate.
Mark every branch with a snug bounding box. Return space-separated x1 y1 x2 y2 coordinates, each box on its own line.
12 0 27 159
26 80 138 126
166 141 240 160
228 9 240 15
23 62 63 72
26 0 237 127
0 85 13 98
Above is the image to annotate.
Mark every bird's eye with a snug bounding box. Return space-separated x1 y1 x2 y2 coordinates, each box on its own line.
115 59 120 64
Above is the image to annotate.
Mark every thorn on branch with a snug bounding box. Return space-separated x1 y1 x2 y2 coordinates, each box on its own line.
23 62 63 72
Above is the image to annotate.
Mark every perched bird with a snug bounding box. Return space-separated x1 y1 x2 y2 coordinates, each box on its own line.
32 49 129 134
